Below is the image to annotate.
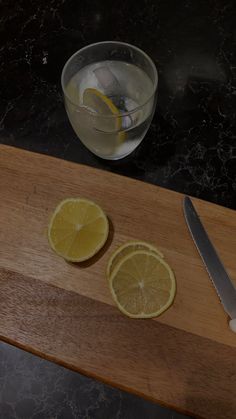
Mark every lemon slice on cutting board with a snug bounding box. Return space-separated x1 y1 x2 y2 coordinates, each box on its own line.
48 198 109 262
109 250 176 318
83 88 125 143
107 240 164 279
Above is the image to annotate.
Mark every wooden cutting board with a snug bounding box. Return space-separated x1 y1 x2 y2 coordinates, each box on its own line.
0 145 236 419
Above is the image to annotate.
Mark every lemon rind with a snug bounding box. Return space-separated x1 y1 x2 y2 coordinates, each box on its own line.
107 240 164 279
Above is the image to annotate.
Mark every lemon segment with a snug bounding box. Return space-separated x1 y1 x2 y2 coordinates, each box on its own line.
83 88 120 117
48 198 109 262
83 88 125 144
107 240 163 279
109 250 176 318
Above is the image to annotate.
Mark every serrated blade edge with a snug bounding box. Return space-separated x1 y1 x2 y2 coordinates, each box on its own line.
183 196 236 319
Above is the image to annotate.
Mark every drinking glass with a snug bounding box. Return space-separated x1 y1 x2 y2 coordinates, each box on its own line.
61 41 158 160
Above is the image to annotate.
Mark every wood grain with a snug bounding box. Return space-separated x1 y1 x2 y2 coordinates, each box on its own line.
1 268 236 419
0 144 236 418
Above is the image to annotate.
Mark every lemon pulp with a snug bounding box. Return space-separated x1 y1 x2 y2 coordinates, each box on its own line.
107 240 163 278
109 250 176 318
48 198 109 262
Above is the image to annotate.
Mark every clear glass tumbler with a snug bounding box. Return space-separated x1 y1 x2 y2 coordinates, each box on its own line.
61 41 158 160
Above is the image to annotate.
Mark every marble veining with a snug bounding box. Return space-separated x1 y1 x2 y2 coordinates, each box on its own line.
0 342 188 419
0 0 236 208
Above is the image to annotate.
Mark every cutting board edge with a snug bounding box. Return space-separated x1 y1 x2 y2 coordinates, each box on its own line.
1 143 235 216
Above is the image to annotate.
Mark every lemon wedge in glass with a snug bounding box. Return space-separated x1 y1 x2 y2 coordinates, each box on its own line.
83 88 125 143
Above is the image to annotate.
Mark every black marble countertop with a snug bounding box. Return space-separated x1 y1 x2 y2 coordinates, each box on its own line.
1 0 236 418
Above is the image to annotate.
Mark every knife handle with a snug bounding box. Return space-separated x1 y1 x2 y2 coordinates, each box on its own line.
229 319 236 333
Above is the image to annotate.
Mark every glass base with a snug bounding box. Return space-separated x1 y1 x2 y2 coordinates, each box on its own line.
85 143 141 160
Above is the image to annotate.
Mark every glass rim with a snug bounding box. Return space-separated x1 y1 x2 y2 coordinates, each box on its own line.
61 41 158 118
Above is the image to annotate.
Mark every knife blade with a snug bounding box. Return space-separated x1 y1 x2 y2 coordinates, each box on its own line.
183 196 236 332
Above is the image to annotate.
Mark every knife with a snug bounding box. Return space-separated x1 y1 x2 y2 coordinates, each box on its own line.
183 196 236 332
